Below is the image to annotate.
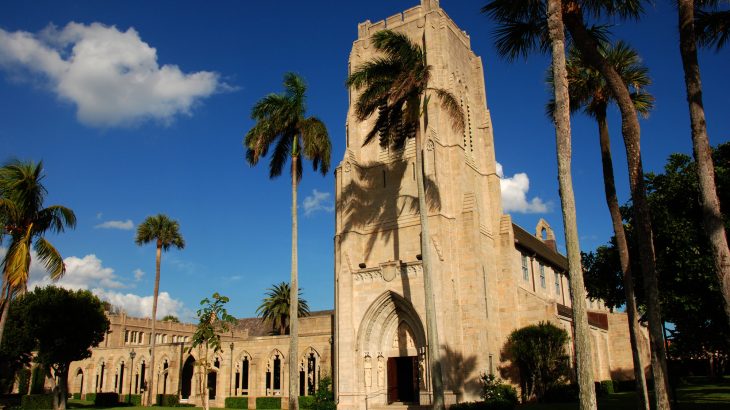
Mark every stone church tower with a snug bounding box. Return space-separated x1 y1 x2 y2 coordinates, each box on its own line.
334 1 505 406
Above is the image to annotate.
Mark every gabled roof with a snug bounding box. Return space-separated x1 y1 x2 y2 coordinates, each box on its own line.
513 223 568 273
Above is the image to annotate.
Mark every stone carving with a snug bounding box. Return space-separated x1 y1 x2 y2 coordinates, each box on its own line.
344 162 352 173
377 355 385 387
364 355 372 388
426 139 435 151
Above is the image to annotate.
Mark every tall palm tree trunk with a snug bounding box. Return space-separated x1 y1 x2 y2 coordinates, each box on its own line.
597 112 650 410
148 243 162 407
562 5 672 409
678 0 730 328
289 153 300 410
417 97 445 409
546 1 596 408
0 281 11 345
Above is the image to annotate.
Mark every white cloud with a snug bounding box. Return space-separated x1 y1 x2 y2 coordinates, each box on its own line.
92 289 191 321
95 219 134 230
303 189 334 216
0 22 223 127
133 268 145 281
497 162 550 214
28 254 126 290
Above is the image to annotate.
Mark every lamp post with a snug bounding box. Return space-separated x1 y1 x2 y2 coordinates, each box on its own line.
129 349 136 403
229 343 234 397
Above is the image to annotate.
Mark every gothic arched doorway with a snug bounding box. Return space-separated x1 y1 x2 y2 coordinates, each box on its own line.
181 356 195 400
357 291 426 405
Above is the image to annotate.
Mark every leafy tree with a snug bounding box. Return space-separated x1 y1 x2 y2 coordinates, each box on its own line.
345 29 464 410
190 293 236 410
0 295 33 393
5 286 110 410
503 322 570 403
583 143 730 369
677 0 730 333
0 160 76 346
135 214 185 406
481 1 600 407
161 315 180 323
256 282 309 335
244 73 330 410
547 41 653 409
311 375 336 410
480 373 518 405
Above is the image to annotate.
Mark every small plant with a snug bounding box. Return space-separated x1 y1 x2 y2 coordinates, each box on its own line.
480 374 518 404
311 376 336 410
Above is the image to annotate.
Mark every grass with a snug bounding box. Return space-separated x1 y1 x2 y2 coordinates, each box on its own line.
67 399 225 410
520 377 730 410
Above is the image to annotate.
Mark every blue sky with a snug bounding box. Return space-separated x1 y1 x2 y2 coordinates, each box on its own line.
1 0 727 322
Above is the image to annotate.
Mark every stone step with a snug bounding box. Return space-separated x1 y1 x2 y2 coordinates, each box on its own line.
368 405 432 410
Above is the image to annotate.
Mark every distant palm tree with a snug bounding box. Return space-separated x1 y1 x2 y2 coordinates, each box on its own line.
346 29 464 410
256 282 310 335
678 0 730 330
135 214 185 407
548 41 654 410
0 160 76 345
161 315 180 323
244 72 330 410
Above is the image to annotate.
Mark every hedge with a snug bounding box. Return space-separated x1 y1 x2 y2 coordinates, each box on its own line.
72 392 81 400
299 395 315 409
94 392 120 407
256 396 282 409
225 396 248 408
595 380 614 396
20 394 54 409
17 368 31 395
120 393 141 406
84 392 96 403
157 394 180 406
449 400 516 410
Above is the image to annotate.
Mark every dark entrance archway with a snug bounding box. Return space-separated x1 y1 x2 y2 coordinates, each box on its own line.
181 356 195 399
207 372 216 400
387 356 418 403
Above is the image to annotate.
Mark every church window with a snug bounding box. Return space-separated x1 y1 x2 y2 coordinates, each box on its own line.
273 355 281 390
555 273 561 295
521 254 529 281
539 263 546 288
241 357 250 394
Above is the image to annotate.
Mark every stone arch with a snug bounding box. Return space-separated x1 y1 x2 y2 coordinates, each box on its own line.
535 218 555 241
73 368 84 396
181 355 196 400
265 349 284 396
356 291 426 404
112 357 126 394
94 357 106 392
156 355 171 395
299 347 321 396
234 350 253 396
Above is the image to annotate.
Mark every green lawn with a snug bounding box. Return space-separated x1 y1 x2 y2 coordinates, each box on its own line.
520 378 730 410
67 399 225 410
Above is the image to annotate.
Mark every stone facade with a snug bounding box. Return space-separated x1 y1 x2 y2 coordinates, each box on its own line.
333 1 648 408
66 311 333 408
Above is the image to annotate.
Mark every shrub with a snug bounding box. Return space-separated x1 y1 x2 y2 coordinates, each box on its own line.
119 393 141 406
156 394 179 406
94 392 120 407
225 396 248 408
16 368 31 395
299 395 315 408
503 322 570 401
311 376 336 410
20 394 54 409
595 380 614 396
171 404 195 407
543 383 578 403
256 396 281 409
84 392 96 402
449 400 515 410
29 366 45 394
72 393 81 400
479 374 518 404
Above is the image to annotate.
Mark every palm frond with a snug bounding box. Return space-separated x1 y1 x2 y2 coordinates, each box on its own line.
431 88 465 134
481 0 545 23
135 214 185 250
493 19 550 61
696 9 730 52
300 117 332 175
4 233 31 288
630 91 655 118
283 73 307 113
35 205 77 234
34 237 65 280
371 30 423 65
346 58 401 91
269 133 294 179
579 0 644 20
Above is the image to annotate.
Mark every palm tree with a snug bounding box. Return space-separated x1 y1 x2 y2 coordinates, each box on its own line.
482 1 597 407
0 160 76 345
256 282 310 335
678 0 730 330
482 2 672 408
346 29 464 410
244 73 331 410
135 214 185 407
548 42 654 410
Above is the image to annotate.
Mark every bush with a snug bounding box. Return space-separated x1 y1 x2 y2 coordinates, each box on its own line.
20 394 54 409
299 395 315 408
84 392 96 402
225 396 248 408
479 374 518 404
543 383 578 403
595 380 614 396
449 400 515 410
29 366 45 394
94 392 120 407
72 393 81 400
171 404 195 407
16 368 31 395
311 376 336 410
157 394 179 406
256 396 281 409
119 393 140 406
